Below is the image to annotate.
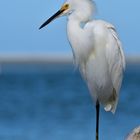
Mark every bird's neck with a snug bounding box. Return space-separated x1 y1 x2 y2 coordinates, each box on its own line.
67 17 90 65
67 17 84 42
67 6 94 41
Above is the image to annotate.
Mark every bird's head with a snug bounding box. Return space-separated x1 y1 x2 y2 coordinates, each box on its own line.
39 0 95 29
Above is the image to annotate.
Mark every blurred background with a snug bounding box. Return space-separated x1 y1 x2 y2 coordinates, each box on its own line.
0 0 140 139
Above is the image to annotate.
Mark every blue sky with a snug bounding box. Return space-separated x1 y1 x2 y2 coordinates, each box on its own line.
0 0 140 57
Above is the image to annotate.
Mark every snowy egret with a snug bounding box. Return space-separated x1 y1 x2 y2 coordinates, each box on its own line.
39 0 125 139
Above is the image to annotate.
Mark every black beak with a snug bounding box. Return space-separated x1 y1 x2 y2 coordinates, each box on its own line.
39 9 64 30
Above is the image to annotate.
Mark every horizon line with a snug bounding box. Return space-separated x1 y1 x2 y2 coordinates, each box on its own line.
0 53 139 63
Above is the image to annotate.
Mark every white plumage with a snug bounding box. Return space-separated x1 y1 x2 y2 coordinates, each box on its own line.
66 1 125 113
39 0 125 139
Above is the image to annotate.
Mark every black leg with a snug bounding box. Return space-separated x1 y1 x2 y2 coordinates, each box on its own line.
96 100 100 140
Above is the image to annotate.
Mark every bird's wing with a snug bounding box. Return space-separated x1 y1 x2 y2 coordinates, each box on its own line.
84 21 125 113
105 22 125 93
102 22 125 113
106 23 125 70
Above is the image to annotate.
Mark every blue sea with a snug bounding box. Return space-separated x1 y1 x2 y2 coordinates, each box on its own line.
0 63 140 140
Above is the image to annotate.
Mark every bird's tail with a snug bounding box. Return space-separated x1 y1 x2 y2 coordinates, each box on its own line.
104 88 118 114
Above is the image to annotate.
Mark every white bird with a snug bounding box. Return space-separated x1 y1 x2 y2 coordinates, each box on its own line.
39 0 125 139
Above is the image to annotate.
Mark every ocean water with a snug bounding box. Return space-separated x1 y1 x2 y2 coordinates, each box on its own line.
0 63 140 140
